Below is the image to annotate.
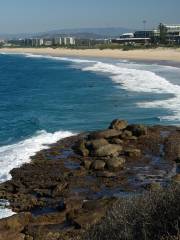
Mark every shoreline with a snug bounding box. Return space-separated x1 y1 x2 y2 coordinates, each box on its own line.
1 47 180 67
0 120 180 239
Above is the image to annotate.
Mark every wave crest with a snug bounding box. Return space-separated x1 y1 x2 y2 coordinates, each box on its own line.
0 130 75 183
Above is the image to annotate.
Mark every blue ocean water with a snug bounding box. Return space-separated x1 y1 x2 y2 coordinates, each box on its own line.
0 52 180 218
1 53 180 147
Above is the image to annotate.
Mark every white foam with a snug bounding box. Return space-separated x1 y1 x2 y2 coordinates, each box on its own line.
0 129 74 219
0 130 74 183
25 53 96 63
82 61 180 121
0 200 16 219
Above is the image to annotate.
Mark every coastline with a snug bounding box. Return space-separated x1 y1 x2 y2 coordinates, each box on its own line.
1 47 180 66
0 120 180 240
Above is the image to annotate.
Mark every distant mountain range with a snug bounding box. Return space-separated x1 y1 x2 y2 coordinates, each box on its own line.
0 27 136 40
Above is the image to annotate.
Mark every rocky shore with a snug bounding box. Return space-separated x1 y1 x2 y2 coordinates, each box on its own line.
0 119 180 240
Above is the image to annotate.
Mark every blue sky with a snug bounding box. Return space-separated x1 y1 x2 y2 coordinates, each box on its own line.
0 0 179 33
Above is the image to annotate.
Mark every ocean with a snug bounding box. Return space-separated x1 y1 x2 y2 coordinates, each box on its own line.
0 52 180 217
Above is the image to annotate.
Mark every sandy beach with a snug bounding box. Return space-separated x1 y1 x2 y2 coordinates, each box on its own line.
1 47 180 63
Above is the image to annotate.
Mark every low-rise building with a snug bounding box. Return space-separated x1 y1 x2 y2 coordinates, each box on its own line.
111 37 151 44
119 33 134 38
44 39 53 46
164 24 180 44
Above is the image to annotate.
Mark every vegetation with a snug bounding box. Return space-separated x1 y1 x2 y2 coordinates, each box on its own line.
84 184 180 240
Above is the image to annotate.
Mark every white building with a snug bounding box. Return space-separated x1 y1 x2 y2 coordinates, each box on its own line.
120 33 134 38
64 37 75 45
39 38 44 46
164 24 180 37
69 37 75 45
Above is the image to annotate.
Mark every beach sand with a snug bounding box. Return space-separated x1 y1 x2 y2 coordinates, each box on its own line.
1 47 180 63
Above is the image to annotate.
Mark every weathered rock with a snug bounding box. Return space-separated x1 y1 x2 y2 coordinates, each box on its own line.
128 136 138 141
73 140 89 157
31 211 66 225
96 171 116 178
125 148 141 158
127 124 148 137
110 138 123 145
0 212 31 233
82 160 92 170
172 174 180 183
89 129 122 140
92 160 106 171
88 138 109 150
0 232 25 240
24 235 33 240
93 144 122 157
106 157 125 170
109 119 128 131
52 182 68 197
121 130 133 139
68 210 104 229
11 194 38 212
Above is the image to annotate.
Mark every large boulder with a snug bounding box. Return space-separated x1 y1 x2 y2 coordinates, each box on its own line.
73 140 89 157
110 138 123 145
88 138 109 150
127 124 148 137
88 129 122 140
125 148 141 158
109 119 128 131
121 130 133 139
92 160 106 171
82 160 92 170
92 144 123 157
106 157 125 170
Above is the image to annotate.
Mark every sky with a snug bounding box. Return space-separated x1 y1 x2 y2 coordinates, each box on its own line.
0 0 179 34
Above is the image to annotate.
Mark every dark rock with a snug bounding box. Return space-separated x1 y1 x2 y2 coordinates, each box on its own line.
127 124 148 137
106 157 125 170
82 199 114 211
92 144 122 157
92 160 106 171
121 130 133 139
0 232 25 240
82 160 92 170
109 119 128 130
0 212 31 233
125 148 141 158
175 157 180 163
89 129 122 140
96 171 117 178
73 140 89 157
52 182 68 197
87 138 109 150
68 210 104 230
172 174 180 183
110 138 123 145
128 136 138 141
